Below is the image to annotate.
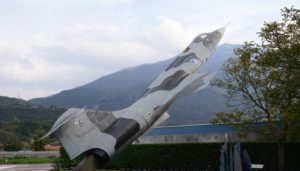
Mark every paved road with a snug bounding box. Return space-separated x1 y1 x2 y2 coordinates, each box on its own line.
0 164 53 171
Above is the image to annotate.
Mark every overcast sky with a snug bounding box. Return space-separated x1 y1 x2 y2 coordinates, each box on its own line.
0 0 299 100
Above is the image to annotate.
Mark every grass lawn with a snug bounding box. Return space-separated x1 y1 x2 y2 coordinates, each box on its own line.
0 156 57 164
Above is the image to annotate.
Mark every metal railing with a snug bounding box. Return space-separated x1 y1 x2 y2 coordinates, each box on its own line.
0 151 60 158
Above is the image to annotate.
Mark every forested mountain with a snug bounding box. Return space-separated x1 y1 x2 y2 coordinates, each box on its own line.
0 96 65 144
31 44 239 124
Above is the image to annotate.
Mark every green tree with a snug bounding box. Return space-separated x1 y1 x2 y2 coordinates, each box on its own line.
210 7 300 171
4 134 23 151
31 129 48 151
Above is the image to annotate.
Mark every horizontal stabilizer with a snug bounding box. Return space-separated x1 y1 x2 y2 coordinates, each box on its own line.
39 107 85 140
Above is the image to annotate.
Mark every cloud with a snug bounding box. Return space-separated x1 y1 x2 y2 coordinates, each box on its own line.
30 16 206 71
0 17 205 100
1 0 299 100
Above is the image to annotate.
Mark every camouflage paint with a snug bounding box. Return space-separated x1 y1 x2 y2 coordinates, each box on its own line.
41 26 226 164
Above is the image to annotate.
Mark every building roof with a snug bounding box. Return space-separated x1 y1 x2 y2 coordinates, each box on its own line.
146 124 237 136
44 145 61 151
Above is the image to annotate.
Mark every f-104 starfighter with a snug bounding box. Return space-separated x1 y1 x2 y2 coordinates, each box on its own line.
41 26 226 170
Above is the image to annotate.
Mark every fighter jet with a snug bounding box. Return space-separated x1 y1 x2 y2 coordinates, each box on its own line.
41 26 226 170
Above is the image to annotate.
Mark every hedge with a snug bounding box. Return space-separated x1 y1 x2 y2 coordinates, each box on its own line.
107 143 220 169
60 142 300 170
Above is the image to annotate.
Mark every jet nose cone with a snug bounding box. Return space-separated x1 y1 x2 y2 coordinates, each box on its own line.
215 23 229 35
195 25 227 51
192 25 227 47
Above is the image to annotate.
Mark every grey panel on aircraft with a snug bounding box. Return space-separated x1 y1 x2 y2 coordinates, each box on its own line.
86 110 117 132
105 118 140 150
165 53 198 71
142 70 188 98
157 73 212 112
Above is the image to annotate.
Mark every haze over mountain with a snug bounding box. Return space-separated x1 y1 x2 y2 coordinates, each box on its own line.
31 44 239 125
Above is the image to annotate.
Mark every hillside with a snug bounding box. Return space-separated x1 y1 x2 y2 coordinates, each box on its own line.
0 96 66 143
0 96 65 122
31 44 239 124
